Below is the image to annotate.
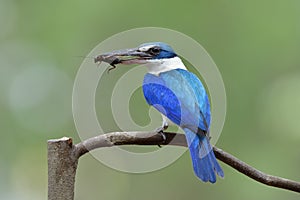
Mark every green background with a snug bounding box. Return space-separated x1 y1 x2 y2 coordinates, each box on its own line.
1 0 300 199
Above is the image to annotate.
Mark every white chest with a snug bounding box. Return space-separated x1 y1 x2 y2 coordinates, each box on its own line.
146 57 187 75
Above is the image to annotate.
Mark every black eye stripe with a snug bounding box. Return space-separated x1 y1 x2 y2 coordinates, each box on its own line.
148 47 161 55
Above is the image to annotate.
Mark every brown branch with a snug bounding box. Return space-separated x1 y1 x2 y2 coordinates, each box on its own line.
213 147 300 193
74 131 186 158
47 131 300 200
74 131 300 193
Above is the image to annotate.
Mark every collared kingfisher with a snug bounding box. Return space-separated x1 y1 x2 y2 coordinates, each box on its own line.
95 42 224 183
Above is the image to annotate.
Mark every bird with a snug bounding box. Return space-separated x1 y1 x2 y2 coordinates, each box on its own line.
95 42 224 183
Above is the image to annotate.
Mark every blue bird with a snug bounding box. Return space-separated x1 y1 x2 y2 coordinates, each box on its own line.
95 42 224 183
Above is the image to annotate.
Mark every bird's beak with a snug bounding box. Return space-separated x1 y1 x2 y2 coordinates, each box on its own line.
94 48 152 65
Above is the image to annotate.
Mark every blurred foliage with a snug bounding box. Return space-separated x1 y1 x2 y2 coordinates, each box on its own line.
1 0 300 199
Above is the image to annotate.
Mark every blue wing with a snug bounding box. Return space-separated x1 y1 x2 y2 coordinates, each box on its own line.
142 75 182 126
143 69 210 132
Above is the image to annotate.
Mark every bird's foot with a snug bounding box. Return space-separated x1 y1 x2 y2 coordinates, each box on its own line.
156 120 168 148
157 130 166 148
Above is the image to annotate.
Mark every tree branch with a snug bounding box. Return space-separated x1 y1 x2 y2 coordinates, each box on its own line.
74 131 300 193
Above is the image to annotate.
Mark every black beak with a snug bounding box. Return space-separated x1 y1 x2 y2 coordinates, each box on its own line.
94 48 152 65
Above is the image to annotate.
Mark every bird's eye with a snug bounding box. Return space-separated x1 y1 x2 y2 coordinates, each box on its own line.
149 47 161 55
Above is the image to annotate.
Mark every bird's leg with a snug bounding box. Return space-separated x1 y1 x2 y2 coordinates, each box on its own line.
156 116 169 147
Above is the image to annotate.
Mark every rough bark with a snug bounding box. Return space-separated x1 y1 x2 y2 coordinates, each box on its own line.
47 137 78 200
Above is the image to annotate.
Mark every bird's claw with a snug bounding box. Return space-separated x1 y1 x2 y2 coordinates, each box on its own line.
157 130 166 148
156 121 168 148
157 131 167 148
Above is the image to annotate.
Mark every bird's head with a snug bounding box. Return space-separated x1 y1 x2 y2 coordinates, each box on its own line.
95 42 186 74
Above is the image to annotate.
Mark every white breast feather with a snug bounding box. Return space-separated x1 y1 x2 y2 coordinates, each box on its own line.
145 57 187 75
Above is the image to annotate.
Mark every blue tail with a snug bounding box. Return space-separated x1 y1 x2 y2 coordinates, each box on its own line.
184 128 224 183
